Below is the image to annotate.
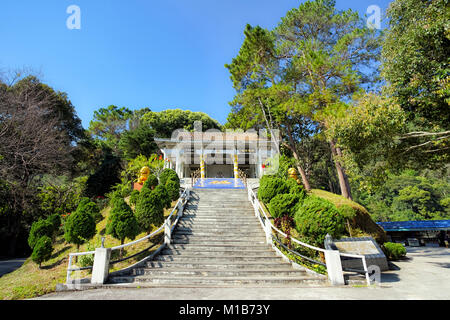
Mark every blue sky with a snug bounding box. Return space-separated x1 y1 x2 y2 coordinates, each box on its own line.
0 0 391 127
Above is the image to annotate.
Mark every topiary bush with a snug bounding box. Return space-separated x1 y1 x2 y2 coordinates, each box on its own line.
31 236 53 268
64 206 97 250
46 214 62 237
77 198 102 223
258 176 289 204
294 196 346 248
286 178 306 198
153 184 171 209
165 178 180 201
143 174 158 190
383 242 407 260
159 168 179 186
106 198 140 257
28 219 53 249
135 188 164 231
268 193 302 218
129 189 140 206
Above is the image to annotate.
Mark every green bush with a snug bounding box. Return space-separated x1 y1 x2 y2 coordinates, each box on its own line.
64 206 97 250
383 242 407 260
28 219 53 249
294 196 346 248
153 184 171 209
46 214 62 236
129 189 140 206
269 193 302 218
135 188 164 231
143 174 158 190
31 236 53 268
77 198 102 223
159 168 179 186
165 178 180 201
258 176 289 204
286 179 306 198
106 198 140 249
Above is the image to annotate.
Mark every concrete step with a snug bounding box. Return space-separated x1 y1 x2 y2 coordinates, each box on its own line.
179 217 258 222
130 268 306 277
144 261 290 270
161 248 275 256
165 244 272 251
174 229 263 236
154 255 283 263
108 275 324 286
171 234 265 241
171 238 266 245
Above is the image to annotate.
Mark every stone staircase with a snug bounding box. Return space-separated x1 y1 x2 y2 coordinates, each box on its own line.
107 189 328 287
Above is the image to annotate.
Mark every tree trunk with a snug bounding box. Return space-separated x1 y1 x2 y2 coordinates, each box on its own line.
285 124 311 191
329 140 353 200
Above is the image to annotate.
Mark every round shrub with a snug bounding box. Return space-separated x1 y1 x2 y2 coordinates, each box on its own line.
269 193 302 218
143 174 158 190
46 214 62 235
28 219 53 249
135 188 164 231
129 189 140 206
106 198 140 246
286 179 306 198
31 236 53 268
153 184 171 209
383 242 407 260
77 197 102 223
257 176 289 204
294 196 346 247
159 168 179 186
165 178 180 201
64 207 97 250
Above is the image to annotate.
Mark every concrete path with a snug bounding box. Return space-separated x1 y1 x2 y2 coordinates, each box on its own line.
0 258 26 277
34 247 450 300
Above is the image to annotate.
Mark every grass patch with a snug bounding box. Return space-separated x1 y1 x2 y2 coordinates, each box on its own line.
310 189 387 243
0 199 178 300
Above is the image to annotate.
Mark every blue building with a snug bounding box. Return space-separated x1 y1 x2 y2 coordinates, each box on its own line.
377 220 450 247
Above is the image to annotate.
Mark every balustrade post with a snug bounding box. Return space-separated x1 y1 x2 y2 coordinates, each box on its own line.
66 255 73 284
264 217 272 244
91 248 111 285
164 220 171 245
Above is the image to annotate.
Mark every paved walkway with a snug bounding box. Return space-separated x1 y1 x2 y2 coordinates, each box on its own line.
34 247 450 300
0 259 26 277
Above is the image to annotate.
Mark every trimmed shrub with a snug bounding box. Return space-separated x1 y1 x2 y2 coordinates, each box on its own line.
106 198 140 257
143 174 158 190
135 188 164 231
153 184 171 209
258 176 289 204
383 242 407 260
294 196 346 248
64 207 96 250
269 193 302 218
129 189 140 206
77 198 102 223
166 178 180 201
46 214 62 236
159 168 179 186
31 236 53 268
28 219 53 249
286 178 306 198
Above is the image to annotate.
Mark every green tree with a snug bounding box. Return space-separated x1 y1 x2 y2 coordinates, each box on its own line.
88 105 133 153
31 236 53 268
64 206 96 251
106 198 140 257
118 125 159 160
28 219 53 249
135 188 164 231
77 198 102 223
141 109 222 138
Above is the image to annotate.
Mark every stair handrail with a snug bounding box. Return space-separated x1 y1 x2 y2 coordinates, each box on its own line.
66 188 191 284
247 185 371 286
